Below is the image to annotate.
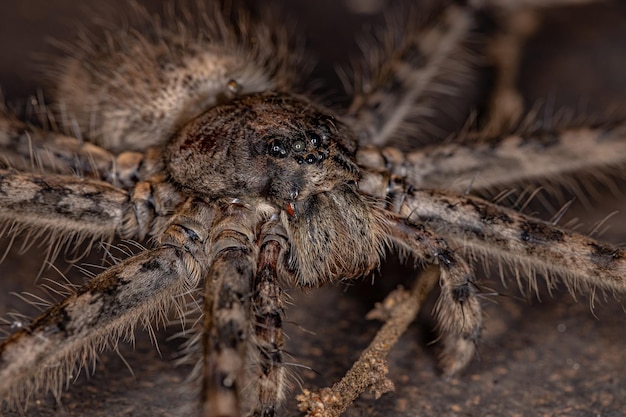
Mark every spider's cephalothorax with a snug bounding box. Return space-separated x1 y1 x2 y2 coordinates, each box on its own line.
1 1 626 416
168 91 387 286
168 91 360 202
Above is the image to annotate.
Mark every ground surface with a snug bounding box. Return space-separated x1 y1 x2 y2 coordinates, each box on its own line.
1 1 626 417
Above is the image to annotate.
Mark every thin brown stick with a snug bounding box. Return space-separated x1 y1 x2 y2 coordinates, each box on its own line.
297 266 439 417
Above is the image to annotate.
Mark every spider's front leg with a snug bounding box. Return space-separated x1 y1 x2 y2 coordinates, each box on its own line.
197 200 290 417
386 216 482 376
0 169 127 244
201 200 263 417
357 122 626 193
248 221 291 417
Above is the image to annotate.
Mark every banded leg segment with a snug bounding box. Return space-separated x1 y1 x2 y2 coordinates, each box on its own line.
0 113 171 190
203 245 255 417
358 122 626 193
387 217 482 375
363 168 626 295
0 170 128 243
202 202 263 417
0 169 183 250
0 113 121 178
249 224 290 417
0 244 202 407
401 190 626 296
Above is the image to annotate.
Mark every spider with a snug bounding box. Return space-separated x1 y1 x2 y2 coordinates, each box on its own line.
1 1 626 416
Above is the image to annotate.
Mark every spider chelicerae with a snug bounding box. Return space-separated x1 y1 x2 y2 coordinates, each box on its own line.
1 1 626 416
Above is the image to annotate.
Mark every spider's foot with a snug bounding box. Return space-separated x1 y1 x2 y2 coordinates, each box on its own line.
434 272 483 377
438 331 479 378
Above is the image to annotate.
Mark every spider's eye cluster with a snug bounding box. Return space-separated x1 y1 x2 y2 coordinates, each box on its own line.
166 91 359 202
268 138 289 158
265 123 332 165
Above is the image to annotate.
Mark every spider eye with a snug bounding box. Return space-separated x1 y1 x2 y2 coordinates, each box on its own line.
268 138 288 158
318 124 331 145
307 131 321 148
292 139 307 153
305 154 317 164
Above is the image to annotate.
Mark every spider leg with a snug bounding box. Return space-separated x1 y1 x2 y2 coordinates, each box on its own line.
387 216 482 376
248 222 290 417
363 166 626 299
344 1 475 147
0 112 121 179
0 169 128 242
358 122 626 193
364 170 626 295
0 226 204 408
201 200 284 417
0 169 182 264
0 114 178 192
402 189 626 296
202 208 257 417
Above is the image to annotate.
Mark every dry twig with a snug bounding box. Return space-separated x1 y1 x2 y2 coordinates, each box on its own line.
297 266 440 417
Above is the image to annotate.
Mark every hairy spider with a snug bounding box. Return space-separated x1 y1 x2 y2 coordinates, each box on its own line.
1 1 626 416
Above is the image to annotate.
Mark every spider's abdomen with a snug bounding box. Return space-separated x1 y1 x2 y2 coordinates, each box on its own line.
166 92 360 207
